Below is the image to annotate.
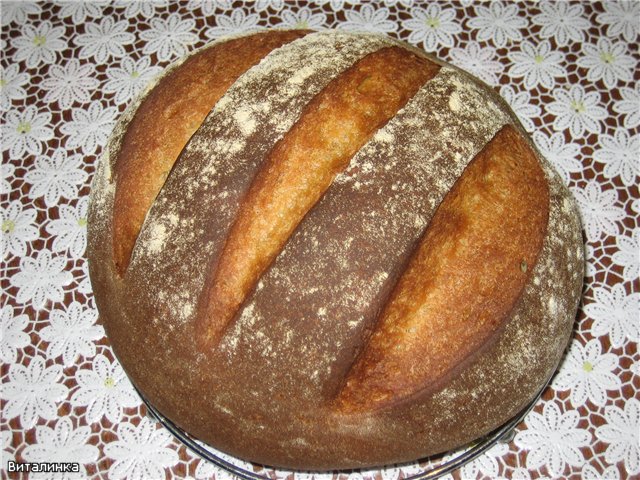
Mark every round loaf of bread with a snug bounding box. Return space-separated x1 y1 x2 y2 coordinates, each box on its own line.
88 30 584 470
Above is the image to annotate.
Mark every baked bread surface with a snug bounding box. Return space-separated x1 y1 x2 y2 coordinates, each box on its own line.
88 30 584 470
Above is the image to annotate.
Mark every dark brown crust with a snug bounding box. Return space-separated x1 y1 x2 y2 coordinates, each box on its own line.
197 47 440 348
336 125 550 411
112 30 307 275
87 30 583 471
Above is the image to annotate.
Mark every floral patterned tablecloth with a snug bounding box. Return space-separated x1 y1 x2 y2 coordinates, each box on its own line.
1 1 638 479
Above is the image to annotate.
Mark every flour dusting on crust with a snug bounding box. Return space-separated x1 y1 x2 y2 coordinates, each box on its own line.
219 67 512 403
127 32 395 323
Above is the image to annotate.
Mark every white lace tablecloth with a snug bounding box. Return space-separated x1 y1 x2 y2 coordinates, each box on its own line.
1 1 638 479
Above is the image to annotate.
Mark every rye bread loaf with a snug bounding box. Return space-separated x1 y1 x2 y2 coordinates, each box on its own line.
87 30 584 470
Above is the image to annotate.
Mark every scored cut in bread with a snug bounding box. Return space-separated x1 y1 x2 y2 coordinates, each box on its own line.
88 30 584 470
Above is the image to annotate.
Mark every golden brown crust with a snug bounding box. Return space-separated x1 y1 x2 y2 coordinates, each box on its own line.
197 47 440 347
87 30 584 470
112 30 308 275
335 125 550 411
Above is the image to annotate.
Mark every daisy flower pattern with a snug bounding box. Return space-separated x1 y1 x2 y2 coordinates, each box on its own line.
596 0 640 43
402 4 461 52
595 399 640 475
514 402 591 477
553 339 621 407
12 20 66 68
532 131 581 185
0 64 29 110
1 200 38 259
141 15 199 62
56 0 109 25
195 454 259 480
1 162 15 194
500 85 541 133
104 418 179 479
187 0 233 15
41 59 99 109
612 228 639 282
40 301 104 366
509 468 533 480
577 38 635 89
298 473 343 480
46 198 89 259
508 40 566 90
74 16 135 64
205 10 261 39
546 85 607 137
449 42 502 86
77 261 92 295
1 106 54 160
1 1 42 27
467 1 527 48
594 129 639 187
195 460 228 480
255 0 284 12
581 464 620 480
0 305 30 364
60 101 118 155
584 243 597 279
614 84 640 129
382 0 414 6
2 356 68 428
459 443 509 479
71 354 140 424
104 56 162 105
532 1 591 47
339 5 397 34
22 417 99 479
2 429 13 471
345 473 364 480
114 0 169 18
572 181 625 242
584 283 639 348
314 0 360 12
10 249 73 310
277 8 326 30
25 149 89 207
